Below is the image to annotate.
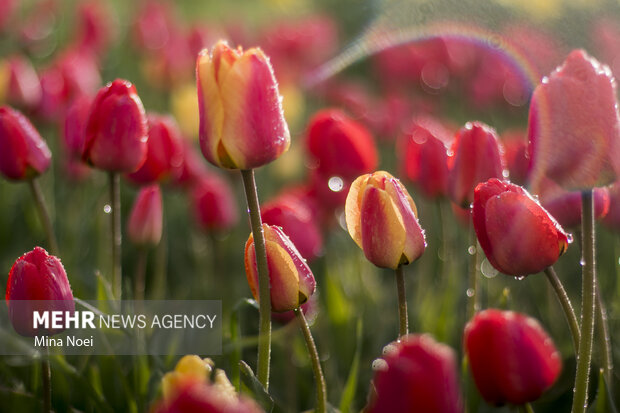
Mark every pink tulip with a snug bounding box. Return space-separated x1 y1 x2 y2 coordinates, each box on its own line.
127 184 163 247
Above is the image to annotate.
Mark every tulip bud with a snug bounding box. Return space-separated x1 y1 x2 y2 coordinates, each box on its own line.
473 178 569 277
63 95 92 161
464 309 562 405
399 116 452 199
0 105 51 181
190 174 238 232
5 247 75 337
127 184 163 247
82 79 148 172
127 114 183 184
528 50 620 191
501 130 529 186
261 194 323 261
367 334 463 413
448 121 505 207
345 171 426 269
244 224 316 312
196 41 290 169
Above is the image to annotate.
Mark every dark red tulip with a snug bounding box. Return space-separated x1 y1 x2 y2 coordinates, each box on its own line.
75 1 115 56
528 50 620 191
448 121 505 207
400 116 452 199
6 247 75 337
3 55 42 109
171 140 209 188
306 109 378 180
261 194 323 261
127 114 183 184
128 184 163 247
501 130 529 186
0 106 51 181
603 182 620 231
464 309 562 405
190 174 238 232
83 79 148 172
473 178 569 276
367 334 462 413
63 95 92 161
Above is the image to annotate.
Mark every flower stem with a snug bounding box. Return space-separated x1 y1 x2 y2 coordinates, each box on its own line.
109 172 122 300
395 265 408 338
518 403 535 413
544 266 580 353
295 307 326 413
240 169 271 390
28 178 59 256
595 285 613 385
134 247 147 301
41 346 51 413
467 216 479 319
572 190 596 413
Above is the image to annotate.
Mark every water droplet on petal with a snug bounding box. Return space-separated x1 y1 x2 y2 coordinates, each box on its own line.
382 343 397 355
502 169 510 178
103 205 112 214
372 358 388 371
515 275 526 281
567 233 574 244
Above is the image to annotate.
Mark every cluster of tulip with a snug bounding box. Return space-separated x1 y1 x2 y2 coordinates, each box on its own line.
0 1 620 413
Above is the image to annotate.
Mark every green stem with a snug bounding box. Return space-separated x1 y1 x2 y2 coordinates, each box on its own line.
518 403 535 413
295 308 326 413
28 178 59 256
109 172 122 300
467 216 479 319
395 265 408 338
544 266 580 353
572 190 596 413
41 346 51 413
134 248 147 301
240 169 271 390
595 285 613 385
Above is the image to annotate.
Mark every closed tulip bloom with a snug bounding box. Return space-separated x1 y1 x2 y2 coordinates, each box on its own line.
127 114 183 184
63 95 92 161
306 109 378 180
473 179 569 276
5 247 75 337
345 171 426 270
448 121 505 207
190 174 238 232
127 184 163 247
197 41 290 169
528 50 620 191
464 309 562 405
367 334 463 413
400 116 452 199
1 55 42 109
83 79 148 172
501 130 529 186
0 106 51 180
244 224 316 312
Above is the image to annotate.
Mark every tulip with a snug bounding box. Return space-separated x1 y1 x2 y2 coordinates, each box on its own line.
448 121 505 208
473 178 569 276
367 334 463 413
501 130 529 186
464 309 562 406
132 1 173 52
400 116 452 199
261 194 323 261
244 224 315 313
190 174 238 233
306 108 378 180
272 294 318 325
83 79 148 172
0 105 51 181
172 140 209 188
603 182 620 231
127 184 163 247
63 95 92 160
5 247 75 337
1 55 42 109
345 171 426 270
196 41 290 170
75 1 115 57
527 50 620 191
127 114 183 184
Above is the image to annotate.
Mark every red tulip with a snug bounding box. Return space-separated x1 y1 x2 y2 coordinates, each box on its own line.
400 116 453 199
75 1 115 56
172 140 209 188
271 293 318 325
528 50 620 191
0 106 51 181
464 309 562 405
367 334 463 413
83 79 148 172
501 130 529 186
6 247 75 337
128 184 163 247
244 224 316 312
190 174 238 232
306 108 378 180
345 171 426 269
127 114 183 184
473 178 569 276
63 95 92 161
133 0 174 52
603 182 620 231
2 55 42 109
261 194 323 261
197 41 290 169
448 121 505 207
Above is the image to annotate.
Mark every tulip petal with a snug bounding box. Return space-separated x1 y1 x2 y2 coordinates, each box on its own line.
385 179 425 264
197 50 226 167
345 174 368 249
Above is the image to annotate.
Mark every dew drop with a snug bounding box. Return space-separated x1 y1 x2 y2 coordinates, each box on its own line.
566 233 574 244
103 205 112 214
467 246 476 255
481 259 498 279
446 149 454 157
466 288 475 297
502 169 510 178
382 343 397 355
372 358 388 371
617 257 620 266
515 276 526 281
579 258 585 266
328 176 344 192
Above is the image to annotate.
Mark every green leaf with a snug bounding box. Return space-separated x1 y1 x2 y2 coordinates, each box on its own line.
339 319 363 413
591 369 618 413
239 360 274 413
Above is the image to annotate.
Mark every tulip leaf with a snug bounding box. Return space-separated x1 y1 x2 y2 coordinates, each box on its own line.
239 360 274 412
339 318 363 413
590 369 618 413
